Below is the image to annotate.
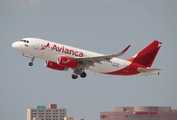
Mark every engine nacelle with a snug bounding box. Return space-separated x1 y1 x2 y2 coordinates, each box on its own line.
57 56 78 68
45 60 68 71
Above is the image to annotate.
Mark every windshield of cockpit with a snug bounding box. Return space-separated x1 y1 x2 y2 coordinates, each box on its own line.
20 40 29 43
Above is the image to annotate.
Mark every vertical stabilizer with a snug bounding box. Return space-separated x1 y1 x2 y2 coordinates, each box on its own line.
127 40 162 67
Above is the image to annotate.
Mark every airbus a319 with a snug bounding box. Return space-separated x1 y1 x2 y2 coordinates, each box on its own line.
12 38 162 79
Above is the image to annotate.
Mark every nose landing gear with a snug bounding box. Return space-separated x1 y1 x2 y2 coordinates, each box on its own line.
22 54 35 67
29 57 35 66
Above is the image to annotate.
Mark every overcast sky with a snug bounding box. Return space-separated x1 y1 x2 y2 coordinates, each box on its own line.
0 0 177 120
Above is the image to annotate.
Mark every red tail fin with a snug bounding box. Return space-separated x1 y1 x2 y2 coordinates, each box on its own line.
127 40 162 67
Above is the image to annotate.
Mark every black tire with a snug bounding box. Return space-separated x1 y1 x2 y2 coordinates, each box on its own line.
72 74 78 79
80 72 87 78
29 62 33 66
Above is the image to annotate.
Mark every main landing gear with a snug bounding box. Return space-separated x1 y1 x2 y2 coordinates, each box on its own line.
71 71 87 79
72 68 87 79
29 57 35 66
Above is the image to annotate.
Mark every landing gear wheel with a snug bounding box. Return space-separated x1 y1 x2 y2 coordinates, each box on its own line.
29 57 35 66
72 74 78 79
29 62 33 66
80 72 87 78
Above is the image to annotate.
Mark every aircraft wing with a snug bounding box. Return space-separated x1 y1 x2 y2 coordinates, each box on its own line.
75 45 131 67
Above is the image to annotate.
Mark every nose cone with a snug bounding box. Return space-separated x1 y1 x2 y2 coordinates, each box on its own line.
12 42 17 49
12 41 25 53
12 42 21 51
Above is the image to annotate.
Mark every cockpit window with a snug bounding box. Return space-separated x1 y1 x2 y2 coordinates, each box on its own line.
20 40 29 43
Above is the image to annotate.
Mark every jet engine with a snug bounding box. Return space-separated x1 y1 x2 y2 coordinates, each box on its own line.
45 60 68 71
57 56 78 68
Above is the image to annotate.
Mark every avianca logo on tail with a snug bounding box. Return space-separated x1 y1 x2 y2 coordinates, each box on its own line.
41 43 84 57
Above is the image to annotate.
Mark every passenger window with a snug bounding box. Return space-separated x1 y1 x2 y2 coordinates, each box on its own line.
27 41 29 43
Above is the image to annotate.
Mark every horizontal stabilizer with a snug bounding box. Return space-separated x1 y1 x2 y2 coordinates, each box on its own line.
138 68 161 73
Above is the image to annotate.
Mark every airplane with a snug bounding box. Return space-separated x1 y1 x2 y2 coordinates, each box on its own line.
12 38 162 79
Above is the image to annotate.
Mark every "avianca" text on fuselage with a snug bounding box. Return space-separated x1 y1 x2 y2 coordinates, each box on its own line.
41 43 84 57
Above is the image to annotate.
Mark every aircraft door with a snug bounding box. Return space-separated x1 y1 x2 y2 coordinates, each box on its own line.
33 39 44 57
34 39 40 50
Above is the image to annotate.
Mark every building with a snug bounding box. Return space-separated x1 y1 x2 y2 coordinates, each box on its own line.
32 117 41 120
27 104 67 120
64 117 74 120
100 106 177 120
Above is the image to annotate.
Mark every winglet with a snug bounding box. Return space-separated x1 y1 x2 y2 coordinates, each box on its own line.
121 45 131 53
110 45 131 57
110 45 131 58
